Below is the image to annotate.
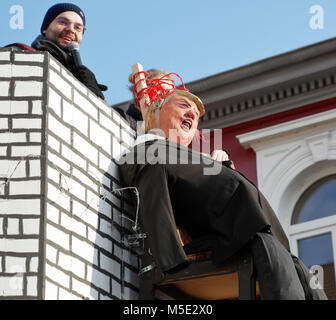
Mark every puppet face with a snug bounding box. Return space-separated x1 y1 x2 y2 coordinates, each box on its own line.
155 94 200 146
42 11 84 48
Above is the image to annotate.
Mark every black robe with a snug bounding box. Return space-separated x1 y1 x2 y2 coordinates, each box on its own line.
118 138 289 273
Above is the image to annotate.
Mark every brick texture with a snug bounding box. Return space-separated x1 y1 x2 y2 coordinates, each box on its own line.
0 48 138 300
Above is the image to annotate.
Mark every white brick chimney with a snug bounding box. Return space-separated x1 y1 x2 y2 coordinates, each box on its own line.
0 48 139 300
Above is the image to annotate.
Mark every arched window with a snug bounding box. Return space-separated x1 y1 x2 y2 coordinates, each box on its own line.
292 175 336 225
290 175 336 299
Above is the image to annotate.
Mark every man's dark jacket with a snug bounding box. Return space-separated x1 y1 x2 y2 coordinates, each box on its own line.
115 103 142 132
118 138 289 272
5 35 105 99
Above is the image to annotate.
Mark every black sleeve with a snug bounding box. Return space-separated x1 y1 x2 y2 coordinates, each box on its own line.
222 160 233 168
72 65 105 99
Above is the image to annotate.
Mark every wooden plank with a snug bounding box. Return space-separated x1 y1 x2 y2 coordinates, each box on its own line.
131 63 151 131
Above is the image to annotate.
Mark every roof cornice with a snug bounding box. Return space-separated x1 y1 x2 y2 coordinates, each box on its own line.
185 37 336 129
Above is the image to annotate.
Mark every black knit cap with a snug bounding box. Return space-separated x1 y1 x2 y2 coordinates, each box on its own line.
40 3 86 34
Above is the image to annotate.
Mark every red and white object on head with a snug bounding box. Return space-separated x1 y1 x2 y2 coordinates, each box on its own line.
131 63 205 134
131 63 151 132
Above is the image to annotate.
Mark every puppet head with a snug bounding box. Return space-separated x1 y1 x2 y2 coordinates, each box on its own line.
131 68 205 137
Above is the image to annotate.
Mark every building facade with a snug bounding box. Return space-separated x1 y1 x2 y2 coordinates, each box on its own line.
112 37 336 299
188 37 336 299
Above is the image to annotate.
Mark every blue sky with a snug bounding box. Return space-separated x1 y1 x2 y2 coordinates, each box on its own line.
1 0 336 106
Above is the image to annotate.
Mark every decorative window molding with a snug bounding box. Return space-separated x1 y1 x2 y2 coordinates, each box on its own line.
236 109 336 237
288 175 336 292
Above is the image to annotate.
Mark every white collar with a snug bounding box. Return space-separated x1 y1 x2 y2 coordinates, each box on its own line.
133 132 165 146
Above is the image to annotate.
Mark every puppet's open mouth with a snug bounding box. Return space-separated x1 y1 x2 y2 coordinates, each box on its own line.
181 119 192 131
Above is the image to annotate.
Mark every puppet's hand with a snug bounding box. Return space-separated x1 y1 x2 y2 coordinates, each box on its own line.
211 149 236 169
210 149 230 161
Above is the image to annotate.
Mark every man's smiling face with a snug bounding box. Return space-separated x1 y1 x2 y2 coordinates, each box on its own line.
156 93 200 147
42 11 84 48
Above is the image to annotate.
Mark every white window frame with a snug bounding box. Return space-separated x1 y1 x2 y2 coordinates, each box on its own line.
290 215 336 259
237 109 336 287
290 215 336 289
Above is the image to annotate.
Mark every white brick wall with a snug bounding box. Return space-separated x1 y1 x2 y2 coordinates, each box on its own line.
0 239 39 252
14 81 43 97
14 52 44 63
22 218 40 235
0 101 29 114
0 48 138 300
0 82 10 96
0 51 10 61
49 70 72 99
73 91 98 120
12 65 43 77
0 50 44 298
0 199 41 215
11 118 42 130
30 257 39 272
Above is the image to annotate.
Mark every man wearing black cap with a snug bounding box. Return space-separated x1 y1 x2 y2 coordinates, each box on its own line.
6 3 106 99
